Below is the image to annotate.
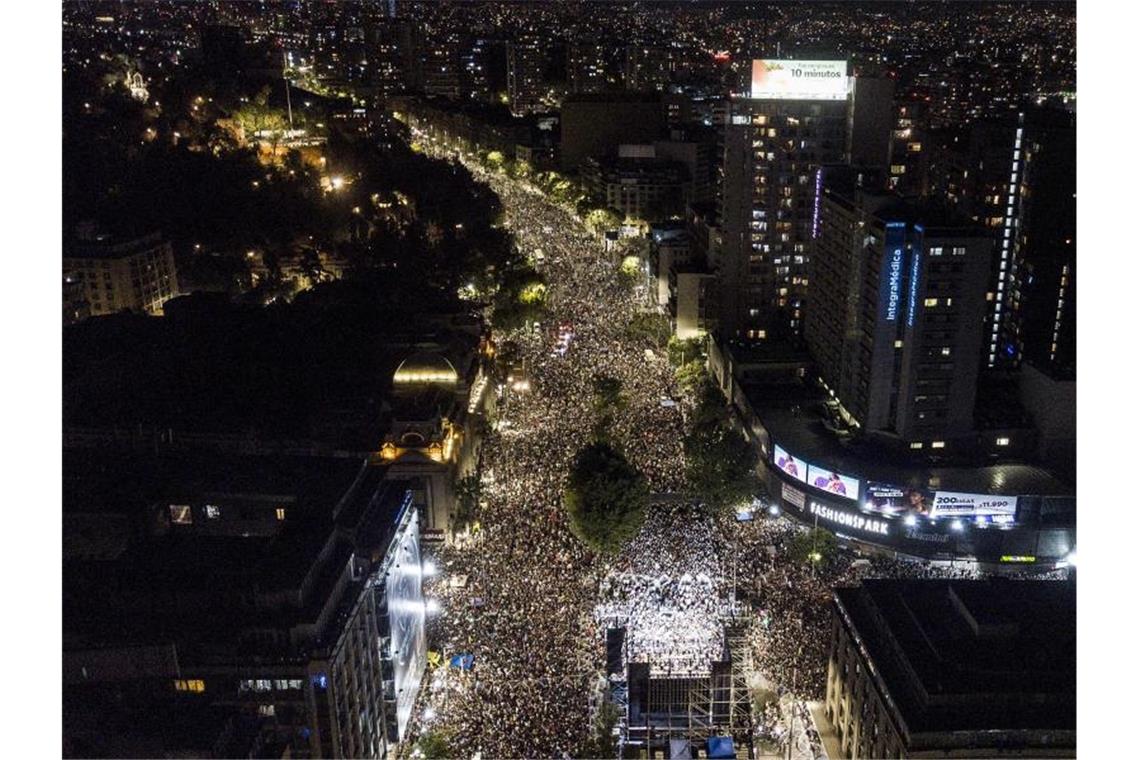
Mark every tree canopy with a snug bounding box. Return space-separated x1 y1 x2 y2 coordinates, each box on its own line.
564 442 648 555
682 377 761 512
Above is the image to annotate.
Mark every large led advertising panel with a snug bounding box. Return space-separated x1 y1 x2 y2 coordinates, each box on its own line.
386 508 426 741
806 464 859 500
930 491 1018 519
864 482 934 516
751 59 849 100
773 444 807 483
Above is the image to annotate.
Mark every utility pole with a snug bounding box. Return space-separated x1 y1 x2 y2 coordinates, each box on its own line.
282 50 294 131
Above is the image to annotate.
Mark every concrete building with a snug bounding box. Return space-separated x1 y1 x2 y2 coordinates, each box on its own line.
559 93 667 172
507 35 545 116
826 579 1075 758
568 42 622 93
929 109 1076 372
888 99 931 196
581 155 690 223
716 60 853 339
63 230 180 317
847 75 895 170
63 452 429 758
805 170 993 450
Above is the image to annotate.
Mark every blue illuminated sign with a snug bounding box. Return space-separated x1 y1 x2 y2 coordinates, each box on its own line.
907 248 922 327
881 224 907 323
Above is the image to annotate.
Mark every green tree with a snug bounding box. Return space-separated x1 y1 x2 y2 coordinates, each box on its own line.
675 360 708 399
585 207 622 235
564 442 648 555
625 312 671 349
667 335 706 367
581 701 621 758
787 527 839 567
684 421 761 513
592 373 625 415
454 473 481 530
415 728 454 759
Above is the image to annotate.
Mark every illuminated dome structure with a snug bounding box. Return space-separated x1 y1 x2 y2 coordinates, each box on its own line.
392 352 459 387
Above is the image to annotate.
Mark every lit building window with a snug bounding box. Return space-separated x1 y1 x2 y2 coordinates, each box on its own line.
940 347 951 356
205 505 221 519
894 340 903 349
924 298 939 307
996 437 1011 446
276 508 286 521
169 505 193 525
909 442 923 450
258 704 276 717
174 679 205 693
931 441 946 449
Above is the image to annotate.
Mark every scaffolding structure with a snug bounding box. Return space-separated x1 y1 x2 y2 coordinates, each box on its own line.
617 609 755 756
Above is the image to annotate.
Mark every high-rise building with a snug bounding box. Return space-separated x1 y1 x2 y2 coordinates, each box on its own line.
507 35 545 116
623 45 675 92
568 42 622 93
63 229 180 317
929 109 1076 373
887 99 931 196
805 170 993 449
716 59 853 340
559 93 667 172
847 75 895 170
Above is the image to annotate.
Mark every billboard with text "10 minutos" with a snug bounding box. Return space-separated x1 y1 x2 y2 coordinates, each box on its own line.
751 60 849 101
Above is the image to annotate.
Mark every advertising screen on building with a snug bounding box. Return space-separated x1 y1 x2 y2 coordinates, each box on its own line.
773 445 807 483
386 508 426 741
864 481 934 516
930 491 1018 518
807 464 860 501
751 59 849 101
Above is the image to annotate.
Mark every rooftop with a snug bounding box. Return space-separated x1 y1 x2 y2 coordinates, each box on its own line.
836 578 1075 735
757 401 1073 496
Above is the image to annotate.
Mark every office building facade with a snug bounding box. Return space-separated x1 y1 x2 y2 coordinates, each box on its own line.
717 60 853 340
805 177 992 448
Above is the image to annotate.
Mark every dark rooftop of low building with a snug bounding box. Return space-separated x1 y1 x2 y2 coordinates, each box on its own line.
836 578 1075 734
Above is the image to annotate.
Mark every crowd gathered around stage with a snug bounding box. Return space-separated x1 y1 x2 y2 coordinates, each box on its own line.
405 136 1067 759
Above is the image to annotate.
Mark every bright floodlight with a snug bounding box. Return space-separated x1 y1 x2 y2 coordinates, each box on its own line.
1065 551 1076 567
903 514 917 527
767 504 780 516
950 519 964 532
423 559 437 577
330 175 345 190
425 598 441 615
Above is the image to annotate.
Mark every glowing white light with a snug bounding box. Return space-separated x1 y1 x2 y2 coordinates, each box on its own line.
423 560 437 577
767 505 780 516
904 514 917 527
425 598 441 615
950 519 964 532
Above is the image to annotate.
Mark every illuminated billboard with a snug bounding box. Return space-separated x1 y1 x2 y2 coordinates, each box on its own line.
807 464 859 501
386 508 426 741
751 59 849 101
864 482 934 517
930 491 1018 519
773 445 807 483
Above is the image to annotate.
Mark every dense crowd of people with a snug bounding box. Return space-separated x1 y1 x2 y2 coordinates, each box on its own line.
597 505 729 677
404 136 1068 760
407 142 690 757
